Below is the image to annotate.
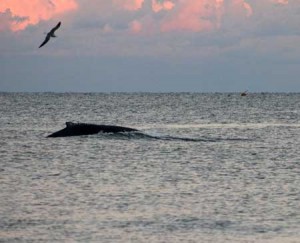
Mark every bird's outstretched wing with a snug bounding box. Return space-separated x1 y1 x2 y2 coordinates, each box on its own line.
51 22 61 33
39 34 51 48
38 22 61 48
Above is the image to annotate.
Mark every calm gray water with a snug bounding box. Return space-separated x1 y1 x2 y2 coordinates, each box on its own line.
0 93 300 242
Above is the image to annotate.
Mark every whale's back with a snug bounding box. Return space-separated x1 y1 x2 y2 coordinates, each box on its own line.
48 122 138 137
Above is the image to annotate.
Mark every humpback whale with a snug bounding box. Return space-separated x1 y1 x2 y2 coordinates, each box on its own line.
47 122 138 137
39 22 61 48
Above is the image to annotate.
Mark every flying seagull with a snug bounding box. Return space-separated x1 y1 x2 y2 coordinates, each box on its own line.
39 22 61 48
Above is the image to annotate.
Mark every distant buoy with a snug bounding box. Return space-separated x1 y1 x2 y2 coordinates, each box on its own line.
241 91 248 96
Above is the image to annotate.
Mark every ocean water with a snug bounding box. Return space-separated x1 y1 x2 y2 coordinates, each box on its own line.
0 93 299 243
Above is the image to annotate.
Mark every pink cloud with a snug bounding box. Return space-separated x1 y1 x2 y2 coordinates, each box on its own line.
0 9 14 31
129 20 142 33
159 0 254 32
152 0 174 13
1 0 293 34
271 0 288 4
229 0 253 17
113 0 144 11
160 0 224 32
0 0 78 32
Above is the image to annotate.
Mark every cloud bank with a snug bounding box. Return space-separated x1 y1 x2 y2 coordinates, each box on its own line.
0 0 293 33
0 0 78 31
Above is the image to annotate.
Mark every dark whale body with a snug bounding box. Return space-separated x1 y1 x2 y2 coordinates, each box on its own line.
47 122 138 137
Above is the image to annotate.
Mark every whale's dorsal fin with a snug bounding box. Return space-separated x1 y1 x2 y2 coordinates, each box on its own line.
66 122 75 127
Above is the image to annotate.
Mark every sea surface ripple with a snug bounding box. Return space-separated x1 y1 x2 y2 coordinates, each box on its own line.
0 93 299 242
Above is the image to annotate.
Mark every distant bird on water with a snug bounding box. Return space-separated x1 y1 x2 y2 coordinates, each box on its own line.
241 90 248 96
39 22 61 48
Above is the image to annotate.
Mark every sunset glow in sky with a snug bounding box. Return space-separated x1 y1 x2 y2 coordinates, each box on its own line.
1 0 299 92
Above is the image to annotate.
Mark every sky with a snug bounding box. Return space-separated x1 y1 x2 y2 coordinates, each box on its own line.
0 0 299 92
